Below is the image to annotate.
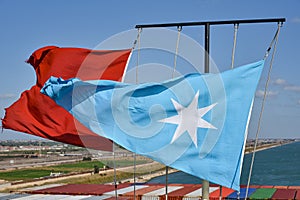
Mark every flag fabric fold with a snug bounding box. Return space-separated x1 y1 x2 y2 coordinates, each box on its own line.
41 60 264 190
2 46 132 151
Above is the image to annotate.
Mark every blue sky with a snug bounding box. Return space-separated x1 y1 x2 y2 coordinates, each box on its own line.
0 0 299 140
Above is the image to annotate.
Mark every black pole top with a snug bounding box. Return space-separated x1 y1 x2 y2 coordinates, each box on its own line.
135 18 285 29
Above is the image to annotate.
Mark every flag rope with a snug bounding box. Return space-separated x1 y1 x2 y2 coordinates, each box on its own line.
133 27 142 200
113 142 118 199
132 28 142 50
245 22 282 199
172 26 182 78
133 152 136 199
264 23 282 60
135 28 142 84
230 23 239 69
217 23 240 200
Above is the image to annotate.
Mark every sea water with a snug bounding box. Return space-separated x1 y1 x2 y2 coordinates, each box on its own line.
147 141 300 186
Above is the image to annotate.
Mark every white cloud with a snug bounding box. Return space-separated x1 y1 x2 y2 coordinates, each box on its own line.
291 17 300 23
298 100 300 105
274 78 286 85
284 86 300 92
256 90 278 98
0 94 16 99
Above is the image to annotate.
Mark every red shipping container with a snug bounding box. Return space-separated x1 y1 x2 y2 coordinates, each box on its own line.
271 189 297 199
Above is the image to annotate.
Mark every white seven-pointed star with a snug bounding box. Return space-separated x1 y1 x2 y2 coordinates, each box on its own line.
159 91 217 148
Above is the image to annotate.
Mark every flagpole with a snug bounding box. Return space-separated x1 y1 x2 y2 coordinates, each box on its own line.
165 166 168 200
134 18 285 199
113 142 118 200
201 22 210 200
219 185 223 200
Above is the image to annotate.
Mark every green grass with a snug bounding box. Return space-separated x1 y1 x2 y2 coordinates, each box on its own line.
0 161 104 181
0 159 151 182
58 171 134 184
0 169 53 181
48 161 104 171
101 159 148 168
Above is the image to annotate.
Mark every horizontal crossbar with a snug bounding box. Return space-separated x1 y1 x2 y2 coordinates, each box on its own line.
135 18 286 29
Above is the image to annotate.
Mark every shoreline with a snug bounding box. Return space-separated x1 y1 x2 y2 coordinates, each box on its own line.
244 140 297 154
0 140 297 191
127 140 298 183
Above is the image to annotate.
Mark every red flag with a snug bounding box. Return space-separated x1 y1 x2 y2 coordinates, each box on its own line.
2 46 131 151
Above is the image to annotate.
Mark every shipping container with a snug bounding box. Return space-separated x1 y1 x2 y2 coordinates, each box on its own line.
271 189 297 199
122 185 165 200
30 183 131 196
103 185 148 196
249 188 276 199
210 187 235 199
295 189 300 199
159 185 200 200
226 188 256 199
141 186 183 200
24 183 300 199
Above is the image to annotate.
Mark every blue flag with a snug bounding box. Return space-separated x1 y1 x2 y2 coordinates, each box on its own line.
41 60 264 191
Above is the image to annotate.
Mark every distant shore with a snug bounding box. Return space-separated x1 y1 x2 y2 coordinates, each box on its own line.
0 140 297 192
127 140 298 183
244 140 297 154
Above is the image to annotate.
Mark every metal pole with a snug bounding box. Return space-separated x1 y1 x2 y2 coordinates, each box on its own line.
219 185 223 200
134 17 286 200
133 153 136 200
204 22 210 73
165 166 168 200
113 142 118 200
135 18 285 29
201 22 210 200
202 180 209 200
